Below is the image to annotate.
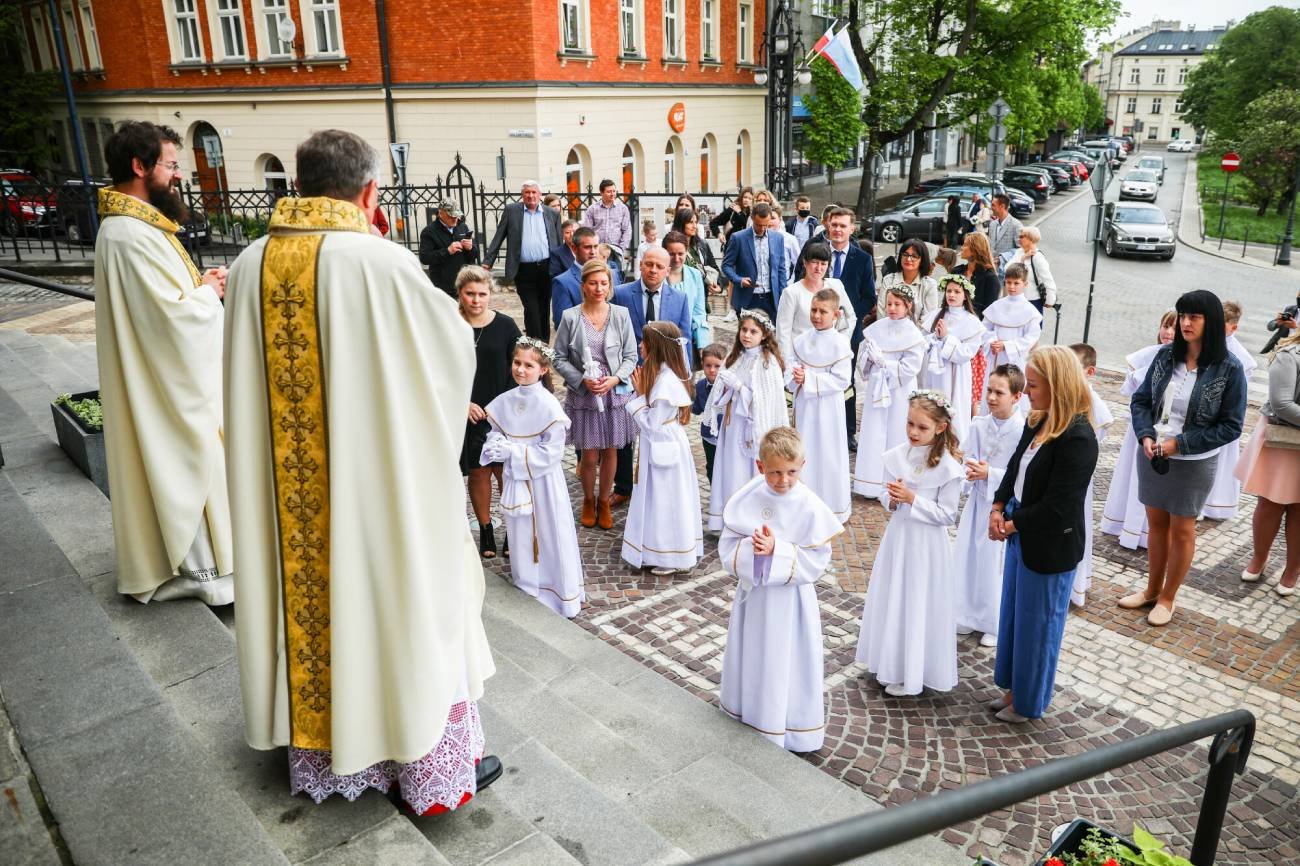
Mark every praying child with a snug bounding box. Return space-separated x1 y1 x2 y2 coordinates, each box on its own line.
1067 343 1113 608
856 391 964 696
482 337 585 617
787 288 853 522
1201 301 1258 521
980 263 1043 413
719 427 844 752
622 322 703 576
953 365 1027 647
691 343 727 482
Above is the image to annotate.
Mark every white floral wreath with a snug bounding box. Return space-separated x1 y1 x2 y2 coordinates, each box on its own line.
910 388 954 413
515 335 557 364
887 283 916 303
739 308 776 334
937 274 975 299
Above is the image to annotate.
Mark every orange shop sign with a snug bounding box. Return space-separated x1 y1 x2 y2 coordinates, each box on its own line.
667 103 686 133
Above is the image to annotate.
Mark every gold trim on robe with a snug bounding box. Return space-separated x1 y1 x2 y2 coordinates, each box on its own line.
97 187 202 288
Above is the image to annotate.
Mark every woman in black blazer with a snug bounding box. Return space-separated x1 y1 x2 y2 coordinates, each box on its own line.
986 346 1100 723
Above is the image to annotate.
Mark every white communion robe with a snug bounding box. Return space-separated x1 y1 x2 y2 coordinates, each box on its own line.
92 189 233 605
484 383 586 617
1100 343 1162 549
855 445 963 695
1071 386 1114 607
1201 335 1258 520
851 317 926 499
622 367 704 570
979 295 1042 414
920 306 984 442
953 410 1026 637
223 196 494 778
719 475 843 752
788 327 854 522
705 346 789 531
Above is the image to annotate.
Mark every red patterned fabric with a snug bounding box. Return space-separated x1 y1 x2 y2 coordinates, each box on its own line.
971 350 987 408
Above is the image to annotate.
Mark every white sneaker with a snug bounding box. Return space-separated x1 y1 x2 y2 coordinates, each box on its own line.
722 309 737 323
979 633 999 647
956 626 974 636
884 683 914 697
650 566 680 576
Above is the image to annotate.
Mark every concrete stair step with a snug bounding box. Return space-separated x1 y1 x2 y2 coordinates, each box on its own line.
2 332 91 402
33 333 98 390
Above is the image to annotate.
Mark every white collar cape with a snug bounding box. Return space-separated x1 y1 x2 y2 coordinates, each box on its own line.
925 306 985 342
793 327 852 368
483 382 570 439
864 315 926 353
1125 343 1164 371
1226 335 1258 375
982 295 1043 330
648 363 692 407
721 474 844 549
881 443 965 489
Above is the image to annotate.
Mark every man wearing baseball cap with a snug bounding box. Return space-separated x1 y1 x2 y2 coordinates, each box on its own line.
419 197 477 296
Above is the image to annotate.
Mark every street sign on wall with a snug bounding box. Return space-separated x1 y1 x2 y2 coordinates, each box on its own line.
1221 152 1240 172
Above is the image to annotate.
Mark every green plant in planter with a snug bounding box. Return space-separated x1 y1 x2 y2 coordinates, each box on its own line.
54 393 103 431
1050 825 1193 866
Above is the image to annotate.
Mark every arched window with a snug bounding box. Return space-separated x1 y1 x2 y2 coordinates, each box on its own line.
735 130 750 187
699 134 716 193
259 154 288 193
565 146 590 220
663 136 682 194
621 140 643 194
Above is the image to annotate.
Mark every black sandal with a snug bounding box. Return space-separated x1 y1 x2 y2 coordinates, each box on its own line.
478 523 496 559
501 533 510 559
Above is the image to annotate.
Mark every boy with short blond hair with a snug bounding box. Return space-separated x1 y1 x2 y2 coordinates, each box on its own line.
787 288 853 522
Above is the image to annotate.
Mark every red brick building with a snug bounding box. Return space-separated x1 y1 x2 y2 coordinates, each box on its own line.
20 0 767 197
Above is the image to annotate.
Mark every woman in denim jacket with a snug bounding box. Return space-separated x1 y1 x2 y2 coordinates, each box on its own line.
1118 290 1247 626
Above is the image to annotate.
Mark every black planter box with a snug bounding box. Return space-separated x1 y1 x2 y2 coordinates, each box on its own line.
51 390 109 497
1038 818 1140 864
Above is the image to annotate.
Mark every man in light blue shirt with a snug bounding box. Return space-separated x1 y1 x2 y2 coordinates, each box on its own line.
485 181 562 340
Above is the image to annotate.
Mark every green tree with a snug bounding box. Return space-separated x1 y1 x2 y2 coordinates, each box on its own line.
802 56 865 189
1235 89 1300 217
0 6 58 169
1181 7 1300 143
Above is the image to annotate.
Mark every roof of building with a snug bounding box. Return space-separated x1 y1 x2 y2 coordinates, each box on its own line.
1116 29 1226 57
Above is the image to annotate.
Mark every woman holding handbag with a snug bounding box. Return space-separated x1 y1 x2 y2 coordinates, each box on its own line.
1236 330 1300 596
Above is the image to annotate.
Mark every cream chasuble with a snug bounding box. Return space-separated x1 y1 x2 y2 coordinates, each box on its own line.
223 196 494 774
93 189 233 603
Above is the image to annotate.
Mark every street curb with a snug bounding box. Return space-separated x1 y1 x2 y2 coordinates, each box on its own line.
1175 156 1274 270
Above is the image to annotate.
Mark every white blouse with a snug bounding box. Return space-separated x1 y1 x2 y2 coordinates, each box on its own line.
1013 440 1042 503
1160 363 1219 461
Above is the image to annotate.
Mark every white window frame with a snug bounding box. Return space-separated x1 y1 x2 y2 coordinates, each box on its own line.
1177 66 1188 84
699 135 712 193
1125 96 1136 113
736 130 749 186
559 0 589 54
1150 97 1162 114
621 142 639 193
16 14 35 71
1154 67 1165 84
254 0 294 58
662 0 683 59
30 6 56 70
211 0 248 60
737 1 753 63
618 0 642 57
700 0 718 60
1147 124 1159 141
663 140 678 193
168 0 206 63
1174 98 1185 115
299 0 342 56
1128 66 1140 84
61 2 85 70
78 0 102 68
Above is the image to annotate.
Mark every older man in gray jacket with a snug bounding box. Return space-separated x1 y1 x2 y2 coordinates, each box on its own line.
485 180 561 340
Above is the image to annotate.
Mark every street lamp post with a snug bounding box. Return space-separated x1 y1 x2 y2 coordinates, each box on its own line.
755 0 810 202
1279 158 1299 266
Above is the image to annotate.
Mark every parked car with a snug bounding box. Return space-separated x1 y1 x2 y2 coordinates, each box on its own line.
1166 138 1195 153
1135 155 1167 182
871 196 950 244
1002 168 1051 203
1034 163 1075 190
56 178 212 246
899 183 1034 218
1014 165 1061 193
1119 169 1160 202
1098 201 1175 260
1042 159 1085 184
0 170 58 237
911 172 1001 195
1050 151 1096 175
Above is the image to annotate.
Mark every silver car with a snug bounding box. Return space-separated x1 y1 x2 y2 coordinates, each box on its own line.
1119 169 1159 201
1099 202 1176 260
1135 155 1166 183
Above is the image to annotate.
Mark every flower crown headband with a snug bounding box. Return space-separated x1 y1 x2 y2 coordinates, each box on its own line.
937 274 975 299
739 308 776 334
910 388 953 414
644 323 694 373
887 284 915 303
515 335 556 364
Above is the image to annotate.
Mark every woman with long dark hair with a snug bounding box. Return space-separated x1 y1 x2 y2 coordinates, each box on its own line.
876 238 939 324
1120 290 1248 626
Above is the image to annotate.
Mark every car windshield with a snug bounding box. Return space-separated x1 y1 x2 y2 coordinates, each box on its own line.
1139 159 1161 168
1127 171 1157 182
1115 208 1166 224
9 179 50 196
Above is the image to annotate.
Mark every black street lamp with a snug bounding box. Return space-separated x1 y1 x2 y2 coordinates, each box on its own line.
755 0 811 202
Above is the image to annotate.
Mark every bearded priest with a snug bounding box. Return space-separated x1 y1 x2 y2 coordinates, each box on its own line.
223 129 500 814
94 121 233 605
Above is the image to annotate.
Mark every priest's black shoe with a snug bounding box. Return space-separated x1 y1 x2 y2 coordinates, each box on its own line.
476 755 503 792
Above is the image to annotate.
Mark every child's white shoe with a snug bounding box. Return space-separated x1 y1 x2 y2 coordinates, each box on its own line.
979 633 998 647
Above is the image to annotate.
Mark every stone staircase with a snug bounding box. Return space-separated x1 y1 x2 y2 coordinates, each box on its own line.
0 324 967 866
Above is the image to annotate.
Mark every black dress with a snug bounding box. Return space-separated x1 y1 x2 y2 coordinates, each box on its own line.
460 312 522 475
968 264 1001 317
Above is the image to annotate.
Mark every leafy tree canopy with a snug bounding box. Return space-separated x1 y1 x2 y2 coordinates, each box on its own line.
1234 88 1300 215
0 5 58 170
802 55 865 187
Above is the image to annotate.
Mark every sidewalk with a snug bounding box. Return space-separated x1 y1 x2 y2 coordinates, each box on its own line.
1175 159 1285 268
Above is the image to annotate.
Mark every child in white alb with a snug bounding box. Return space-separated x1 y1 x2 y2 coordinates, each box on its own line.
482 337 585 617
852 285 926 500
787 288 853 522
719 427 843 752
920 274 984 443
980 263 1042 414
1068 342 1113 608
953 365 1027 647
1201 301 1258 521
622 322 703 576
856 390 964 696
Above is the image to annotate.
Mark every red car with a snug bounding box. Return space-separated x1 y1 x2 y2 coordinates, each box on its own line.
0 170 57 236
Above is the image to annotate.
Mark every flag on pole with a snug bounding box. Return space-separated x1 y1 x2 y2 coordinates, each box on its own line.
813 24 865 92
809 22 837 59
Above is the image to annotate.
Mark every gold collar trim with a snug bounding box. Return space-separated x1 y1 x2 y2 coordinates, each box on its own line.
269 197 370 233
97 188 181 234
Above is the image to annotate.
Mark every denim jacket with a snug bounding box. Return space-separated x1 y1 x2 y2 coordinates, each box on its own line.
1129 345 1247 456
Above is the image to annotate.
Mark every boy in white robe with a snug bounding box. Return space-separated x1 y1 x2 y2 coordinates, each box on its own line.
1068 343 1113 608
787 289 853 522
719 428 843 752
980 264 1042 414
1201 301 1258 520
954 366 1026 647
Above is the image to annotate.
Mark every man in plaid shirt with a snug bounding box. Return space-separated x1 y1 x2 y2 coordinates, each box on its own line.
582 179 632 261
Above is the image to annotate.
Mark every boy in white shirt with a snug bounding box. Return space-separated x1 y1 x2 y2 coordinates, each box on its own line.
1068 343 1113 607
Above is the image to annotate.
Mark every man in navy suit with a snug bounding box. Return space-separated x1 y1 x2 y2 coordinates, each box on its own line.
548 219 579 277
608 247 693 504
798 206 876 450
721 202 785 319
551 226 622 328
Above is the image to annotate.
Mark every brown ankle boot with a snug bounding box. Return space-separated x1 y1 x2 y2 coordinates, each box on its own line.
580 497 597 528
597 497 614 530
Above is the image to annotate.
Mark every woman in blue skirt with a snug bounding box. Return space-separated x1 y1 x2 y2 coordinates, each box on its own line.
986 346 1100 723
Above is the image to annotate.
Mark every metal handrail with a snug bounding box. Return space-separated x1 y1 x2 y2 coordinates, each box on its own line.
692 710 1255 866
0 267 94 301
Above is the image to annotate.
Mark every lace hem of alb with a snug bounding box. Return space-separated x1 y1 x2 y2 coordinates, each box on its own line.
288 700 484 814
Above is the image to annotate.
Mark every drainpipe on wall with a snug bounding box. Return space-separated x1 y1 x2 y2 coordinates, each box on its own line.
375 0 397 161
48 0 97 236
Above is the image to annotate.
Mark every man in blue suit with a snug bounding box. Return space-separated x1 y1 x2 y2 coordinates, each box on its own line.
607 246 694 504
551 226 622 328
721 202 785 319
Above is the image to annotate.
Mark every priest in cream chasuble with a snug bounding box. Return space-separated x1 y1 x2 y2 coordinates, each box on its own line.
223 130 495 811
93 122 233 605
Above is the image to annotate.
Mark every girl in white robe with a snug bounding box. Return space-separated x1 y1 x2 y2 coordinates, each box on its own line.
704 309 789 531
1100 312 1176 550
719 428 843 752
920 275 984 443
482 339 585 617
852 286 926 500
787 289 853 522
980 268 1043 414
856 391 964 696
1201 327 1258 520
953 368 1026 646
622 322 704 574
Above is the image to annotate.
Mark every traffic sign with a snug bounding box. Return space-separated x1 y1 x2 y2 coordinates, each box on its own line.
988 97 1011 121
1220 152 1240 172
989 122 1007 142
201 135 223 168
389 142 411 172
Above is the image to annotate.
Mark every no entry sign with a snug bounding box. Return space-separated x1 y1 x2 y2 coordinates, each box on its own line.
1221 152 1241 172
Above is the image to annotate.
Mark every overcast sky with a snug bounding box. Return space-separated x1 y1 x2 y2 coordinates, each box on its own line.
1102 0 1282 42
